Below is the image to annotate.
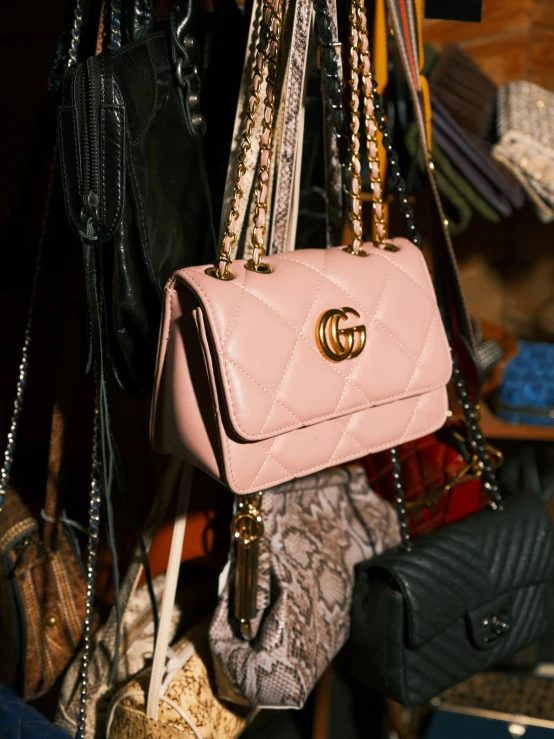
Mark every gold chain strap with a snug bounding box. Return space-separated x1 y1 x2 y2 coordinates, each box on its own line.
347 0 394 254
209 0 284 281
247 0 283 272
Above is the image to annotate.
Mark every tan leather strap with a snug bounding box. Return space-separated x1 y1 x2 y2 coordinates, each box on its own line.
146 463 193 719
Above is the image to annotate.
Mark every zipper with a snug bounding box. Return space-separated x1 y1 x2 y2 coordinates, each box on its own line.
495 400 554 421
75 57 102 241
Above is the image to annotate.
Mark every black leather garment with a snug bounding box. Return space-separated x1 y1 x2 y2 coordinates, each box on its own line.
58 4 215 395
348 494 554 706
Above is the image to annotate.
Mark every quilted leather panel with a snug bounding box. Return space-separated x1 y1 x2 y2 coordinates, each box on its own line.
350 495 554 705
362 494 554 648
0 683 69 738
176 238 451 441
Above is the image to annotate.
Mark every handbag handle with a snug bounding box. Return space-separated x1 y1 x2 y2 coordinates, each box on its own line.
211 0 391 282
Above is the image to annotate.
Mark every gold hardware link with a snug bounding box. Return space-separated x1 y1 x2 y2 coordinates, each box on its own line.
204 266 235 281
245 260 273 274
316 307 366 362
231 492 263 640
346 0 396 254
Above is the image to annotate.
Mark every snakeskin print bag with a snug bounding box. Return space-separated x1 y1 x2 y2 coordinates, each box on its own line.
208 465 400 708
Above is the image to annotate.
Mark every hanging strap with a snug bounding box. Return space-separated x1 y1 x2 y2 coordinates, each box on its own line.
146 463 193 719
268 0 313 254
315 0 345 246
372 0 389 241
385 0 474 354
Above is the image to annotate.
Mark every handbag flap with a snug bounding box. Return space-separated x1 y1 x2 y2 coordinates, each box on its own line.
360 494 554 649
173 238 451 442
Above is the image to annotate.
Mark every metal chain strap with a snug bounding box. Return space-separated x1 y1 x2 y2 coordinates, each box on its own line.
354 0 388 246
68 0 85 67
0 0 84 520
0 147 60 518
248 0 283 270
214 0 280 280
348 3 502 543
313 0 350 201
76 398 102 739
111 0 122 49
346 9 365 254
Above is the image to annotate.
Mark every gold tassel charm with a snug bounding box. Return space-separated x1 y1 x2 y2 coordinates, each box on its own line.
231 492 263 640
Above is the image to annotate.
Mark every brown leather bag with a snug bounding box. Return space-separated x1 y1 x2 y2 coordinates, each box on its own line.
0 404 90 700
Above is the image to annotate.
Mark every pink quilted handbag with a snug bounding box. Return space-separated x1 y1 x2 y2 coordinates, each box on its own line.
150 0 451 495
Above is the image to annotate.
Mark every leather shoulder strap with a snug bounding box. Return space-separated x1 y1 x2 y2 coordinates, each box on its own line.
385 0 475 358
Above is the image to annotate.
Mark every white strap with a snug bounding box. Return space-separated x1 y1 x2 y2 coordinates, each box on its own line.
146 463 193 719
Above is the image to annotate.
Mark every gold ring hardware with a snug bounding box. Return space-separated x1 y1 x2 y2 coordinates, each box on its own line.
316 307 366 362
231 509 264 546
244 260 273 274
380 242 401 253
343 246 370 257
205 266 235 281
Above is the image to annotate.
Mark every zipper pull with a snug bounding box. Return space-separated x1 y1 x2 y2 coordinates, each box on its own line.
231 492 263 640
79 190 99 242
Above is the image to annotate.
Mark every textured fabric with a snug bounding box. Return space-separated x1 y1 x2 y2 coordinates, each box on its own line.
209 465 400 708
108 624 251 739
57 575 182 739
493 82 554 222
0 683 69 738
363 423 487 537
56 466 177 739
349 494 554 706
441 671 554 721
0 486 89 700
495 341 554 426
151 238 451 493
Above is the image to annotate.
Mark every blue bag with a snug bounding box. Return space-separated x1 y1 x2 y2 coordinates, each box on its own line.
0 683 68 738
495 341 554 426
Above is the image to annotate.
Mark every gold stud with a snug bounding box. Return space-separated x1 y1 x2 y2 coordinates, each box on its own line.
443 219 449 228
44 614 57 628
429 161 435 171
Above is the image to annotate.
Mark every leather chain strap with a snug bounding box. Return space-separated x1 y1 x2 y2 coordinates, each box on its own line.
215 0 283 280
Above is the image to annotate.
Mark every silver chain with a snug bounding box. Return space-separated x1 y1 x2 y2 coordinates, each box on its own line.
76 399 102 739
68 0 85 67
111 0 122 49
0 0 85 522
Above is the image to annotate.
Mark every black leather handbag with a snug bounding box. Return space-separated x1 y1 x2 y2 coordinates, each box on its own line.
58 0 215 395
349 493 554 706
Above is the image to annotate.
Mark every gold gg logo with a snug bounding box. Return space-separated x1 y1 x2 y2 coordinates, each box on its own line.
316 307 366 362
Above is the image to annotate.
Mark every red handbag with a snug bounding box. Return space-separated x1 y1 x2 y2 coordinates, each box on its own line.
363 421 502 537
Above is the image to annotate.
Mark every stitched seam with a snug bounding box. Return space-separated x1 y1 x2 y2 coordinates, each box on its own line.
50 558 75 643
101 107 125 233
53 556 81 642
225 357 302 423
226 391 447 493
370 246 434 297
401 313 437 393
222 269 247 344
58 109 80 229
181 270 446 439
281 243 433 302
373 315 435 380
259 249 327 434
126 138 157 287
